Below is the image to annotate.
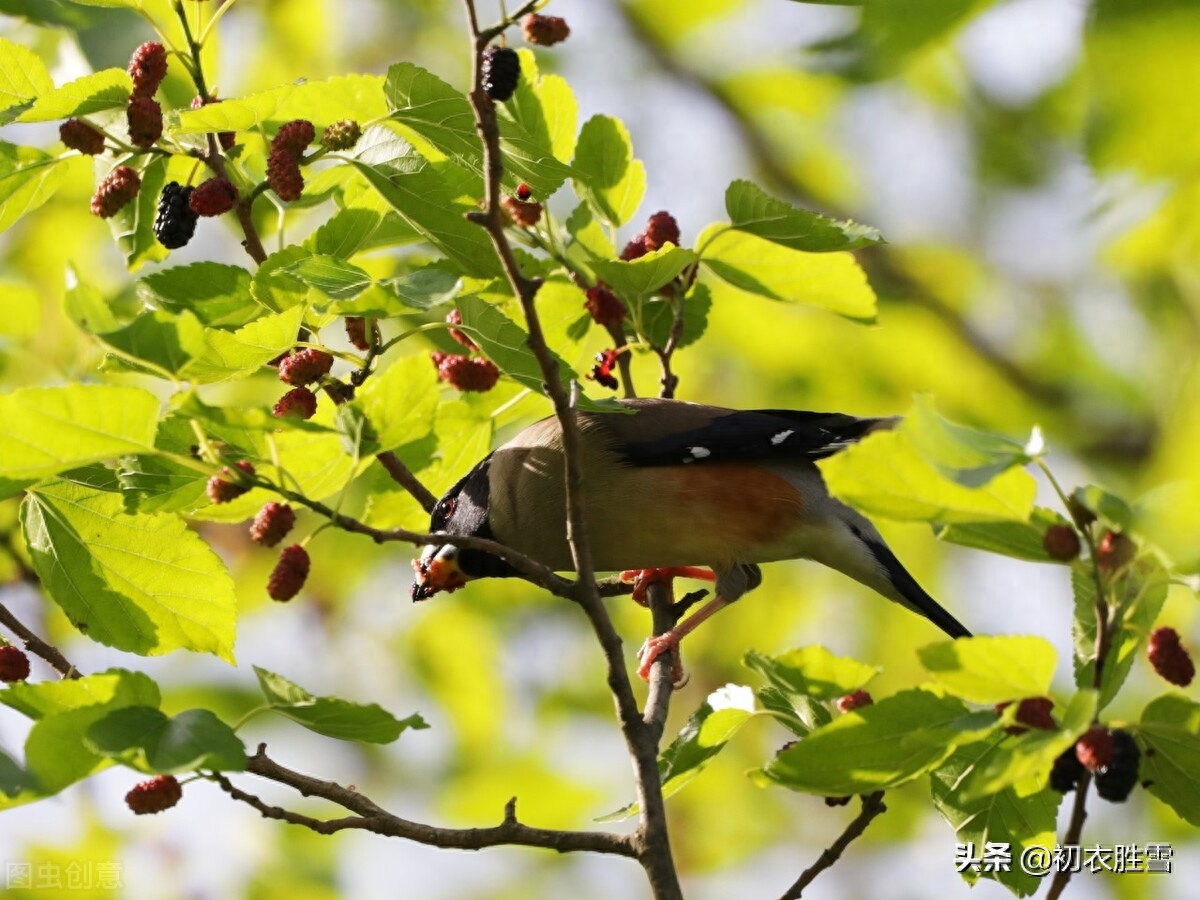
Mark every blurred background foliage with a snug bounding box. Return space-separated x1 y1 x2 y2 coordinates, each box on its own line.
0 0 1197 898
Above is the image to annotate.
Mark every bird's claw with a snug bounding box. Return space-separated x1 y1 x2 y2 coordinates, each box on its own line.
637 633 686 686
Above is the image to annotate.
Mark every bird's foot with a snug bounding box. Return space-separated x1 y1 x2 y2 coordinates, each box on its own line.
620 567 716 607
637 632 686 686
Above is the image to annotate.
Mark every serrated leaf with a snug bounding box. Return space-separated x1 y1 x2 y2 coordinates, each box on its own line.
919 636 1057 704
819 428 1037 524
18 68 130 122
571 114 645 227
0 384 159 483
0 141 74 234
1140 694 1200 827
346 127 500 277
308 208 382 258
353 352 439 453
21 479 237 661
254 667 428 744
592 245 697 305
744 646 879 701
184 304 305 383
252 245 311 312
139 262 260 328
931 742 1060 897
0 668 160 720
726 179 882 250
495 50 574 196
698 223 877 320
756 686 812 736
0 38 54 118
762 689 967 795
935 507 1071 562
86 706 246 772
283 253 373 300
97 308 208 378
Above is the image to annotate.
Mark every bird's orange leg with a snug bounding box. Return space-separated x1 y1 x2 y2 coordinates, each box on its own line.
636 594 732 682
619 567 716 607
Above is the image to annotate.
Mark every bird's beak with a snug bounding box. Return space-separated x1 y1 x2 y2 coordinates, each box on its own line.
410 543 469 601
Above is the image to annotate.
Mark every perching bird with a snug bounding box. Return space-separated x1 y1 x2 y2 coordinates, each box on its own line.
411 398 971 678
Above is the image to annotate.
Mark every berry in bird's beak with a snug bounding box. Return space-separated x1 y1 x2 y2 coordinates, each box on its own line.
410 544 469 601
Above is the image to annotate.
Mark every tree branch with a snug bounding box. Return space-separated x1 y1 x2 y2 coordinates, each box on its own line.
779 791 887 899
377 451 438 514
211 746 637 857
0 600 80 680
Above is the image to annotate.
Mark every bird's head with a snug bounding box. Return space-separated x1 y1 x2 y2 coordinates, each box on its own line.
409 455 516 601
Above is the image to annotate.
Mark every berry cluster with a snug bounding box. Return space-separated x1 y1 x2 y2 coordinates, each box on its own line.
127 95 163 148
0 645 31 682
251 502 296 547
268 544 310 601
502 196 542 228
1049 727 1141 802
153 182 198 249
621 210 682 260
584 285 626 328
482 46 520 101
278 348 334 386
267 120 314 202
206 461 255 505
127 41 168 98
125 775 182 815
431 351 500 393
1148 626 1194 686
189 177 238 217
274 386 318 420
344 316 380 351
59 118 105 155
90 166 141 218
522 14 570 46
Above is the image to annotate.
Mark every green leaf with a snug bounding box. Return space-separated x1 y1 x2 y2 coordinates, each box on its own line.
756 686 813 737
639 283 711 351
819 427 1037 524
571 114 645 227
254 667 428 744
346 127 501 277
0 384 159 486
726 180 882 251
283 254 374 301
599 684 756 822
97 308 208 378
0 141 74 234
935 507 1071 563
762 689 967 795
931 742 1060 897
592 246 697 305
744 646 879 701
353 352 439 453
308 207 383 258
86 706 247 773
0 747 31 797
0 668 160 720
1140 694 1200 827
0 37 54 119
1072 559 1168 710
698 223 877 321
138 262 260 328
21 479 237 661
109 155 168 270
495 50 574 196
1070 484 1134 531
904 395 1033 488
18 68 130 122
64 267 125 333
919 635 1057 704
184 305 305 383
252 245 311 312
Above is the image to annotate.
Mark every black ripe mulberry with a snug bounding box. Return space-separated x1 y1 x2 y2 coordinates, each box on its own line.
1094 730 1140 803
1049 746 1085 793
482 47 520 101
153 182 198 249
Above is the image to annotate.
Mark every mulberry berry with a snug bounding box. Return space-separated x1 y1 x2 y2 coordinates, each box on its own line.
644 211 680 251
1093 730 1140 803
445 309 477 349
995 697 1055 735
278 348 334 386
128 42 168 98
267 147 304 201
321 120 362 151
1148 626 1195 687
272 119 315 156
516 182 532 201
620 233 649 261
502 196 542 227
153 182 198 249
587 349 621 390
522 14 570 46
1042 524 1080 562
344 316 379 351
431 352 499 392
125 775 182 815
836 690 873 713
1075 726 1115 772
584 285 626 328
1097 531 1135 574
482 47 520 101
0 645 30 682
206 461 255 504
273 386 318 420
90 165 141 218
250 502 296 547
1049 746 1085 793
59 118 105 155
188 177 238 217
268 544 310 601
127 95 163 148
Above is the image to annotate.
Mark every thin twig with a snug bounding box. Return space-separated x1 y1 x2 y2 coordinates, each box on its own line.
0 601 80 680
779 792 887 899
377 451 438 514
211 746 637 857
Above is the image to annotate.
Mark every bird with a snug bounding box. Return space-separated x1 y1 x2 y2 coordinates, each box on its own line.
410 398 972 679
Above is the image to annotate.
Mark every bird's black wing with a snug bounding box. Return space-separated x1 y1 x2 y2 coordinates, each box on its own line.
616 409 893 467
